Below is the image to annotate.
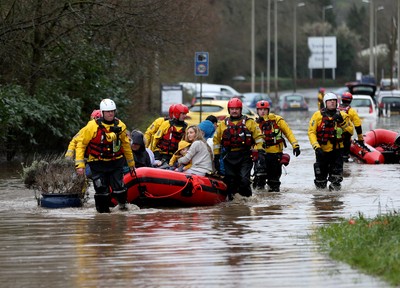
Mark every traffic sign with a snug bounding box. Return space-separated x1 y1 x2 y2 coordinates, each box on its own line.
194 52 209 76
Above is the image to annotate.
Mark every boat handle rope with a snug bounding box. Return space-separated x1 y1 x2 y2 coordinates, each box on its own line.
143 176 201 199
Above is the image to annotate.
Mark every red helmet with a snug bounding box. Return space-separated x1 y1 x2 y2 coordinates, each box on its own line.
173 104 189 119
256 100 270 109
341 92 353 102
319 87 326 93
168 104 176 118
90 109 102 119
227 98 243 109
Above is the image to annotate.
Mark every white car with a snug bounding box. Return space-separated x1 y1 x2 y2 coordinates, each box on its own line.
350 95 377 119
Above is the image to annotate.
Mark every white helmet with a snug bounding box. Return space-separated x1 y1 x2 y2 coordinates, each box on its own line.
100 99 116 111
323 92 337 104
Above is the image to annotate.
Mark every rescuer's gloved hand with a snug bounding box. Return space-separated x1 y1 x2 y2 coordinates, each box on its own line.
293 146 301 157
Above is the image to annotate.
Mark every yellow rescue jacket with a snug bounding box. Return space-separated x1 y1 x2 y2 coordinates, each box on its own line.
258 113 300 153
308 109 353 152
144 116 168 148
75 118 134 169
213 115 264 155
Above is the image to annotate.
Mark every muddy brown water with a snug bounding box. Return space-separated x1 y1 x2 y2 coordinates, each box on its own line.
1 96 399 287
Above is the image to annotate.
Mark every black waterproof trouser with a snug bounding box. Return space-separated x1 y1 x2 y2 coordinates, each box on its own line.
314 148 344 190
89 157 127 212
223 150 253 199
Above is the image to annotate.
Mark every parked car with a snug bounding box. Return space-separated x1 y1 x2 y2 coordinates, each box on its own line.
376 90 400 117
191 92 244 105
242 92 273 110
346 82 377 103
277 93 308 111
380 78 398 91
185 100 257 126
349 95 378 120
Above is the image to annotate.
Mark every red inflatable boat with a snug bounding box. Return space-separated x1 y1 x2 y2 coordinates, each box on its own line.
122 167 228 207
350 129 400 164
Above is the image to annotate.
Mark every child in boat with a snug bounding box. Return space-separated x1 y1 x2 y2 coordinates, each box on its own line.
169 141 192 172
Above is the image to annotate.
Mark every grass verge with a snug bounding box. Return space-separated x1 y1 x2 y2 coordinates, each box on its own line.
313 212 400 286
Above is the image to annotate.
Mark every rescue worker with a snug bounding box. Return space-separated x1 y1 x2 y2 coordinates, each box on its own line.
151 103 189 165
308 92 353 191
144 104 175 148
213 98 265 199
254 100 301 192
317 87 325 109
75 99 135 213
65 109 102 159
338 92 365 162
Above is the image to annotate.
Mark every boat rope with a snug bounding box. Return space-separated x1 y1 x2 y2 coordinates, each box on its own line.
143 176 195 199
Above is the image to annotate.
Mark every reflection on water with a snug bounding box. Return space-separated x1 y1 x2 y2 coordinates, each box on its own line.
1 107 399 287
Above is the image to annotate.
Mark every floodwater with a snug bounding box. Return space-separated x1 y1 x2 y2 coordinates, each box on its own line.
1 90 399 287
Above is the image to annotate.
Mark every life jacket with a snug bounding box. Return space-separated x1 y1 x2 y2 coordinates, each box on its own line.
221 116 254 150
338 105 351 113
256 117 284 147
316 109 342 144
86 119 124 160
156 120 187 154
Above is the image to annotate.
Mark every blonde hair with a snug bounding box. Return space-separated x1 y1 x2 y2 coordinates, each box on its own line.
184 125 205 142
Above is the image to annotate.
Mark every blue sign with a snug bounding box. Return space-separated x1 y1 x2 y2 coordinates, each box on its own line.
194 52 209 76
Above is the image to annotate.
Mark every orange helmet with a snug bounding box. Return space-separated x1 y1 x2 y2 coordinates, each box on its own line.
173 104 189 119
227 98 243 109
256 100 270 109
168 104 176 118
341 92 353 102
90 109 102 119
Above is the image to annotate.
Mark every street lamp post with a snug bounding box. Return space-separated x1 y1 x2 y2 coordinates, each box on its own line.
374 6 384 79
362 0 374 76
322 5 333 84
267 0 271 95
293 2 305 92
251 0 255 93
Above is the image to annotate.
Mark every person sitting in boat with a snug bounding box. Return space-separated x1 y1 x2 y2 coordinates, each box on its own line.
151 104 189 166
308 92 353 191
177 125 213 176
144 104 176 148
198 119 216 151
131 130 154 168
169 140 192 172
338 92 367 162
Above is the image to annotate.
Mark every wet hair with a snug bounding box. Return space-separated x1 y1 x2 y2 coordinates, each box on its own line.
205 115 218 124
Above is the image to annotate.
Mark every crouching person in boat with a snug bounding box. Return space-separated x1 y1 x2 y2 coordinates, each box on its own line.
130 130 154 168
174 125 213 176
151 104 188 168
75 99 135 213
213 98 265 200
308 92 353 191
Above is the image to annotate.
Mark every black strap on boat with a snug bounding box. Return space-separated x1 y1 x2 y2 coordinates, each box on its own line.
130 168 147 198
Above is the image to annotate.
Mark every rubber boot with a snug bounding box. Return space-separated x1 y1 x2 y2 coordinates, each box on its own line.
314 179 327 190
267 180 280 192
113 188 128 211
94 194 111 213
329 183 341 191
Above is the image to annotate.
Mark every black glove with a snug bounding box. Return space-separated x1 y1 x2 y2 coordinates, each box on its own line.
214 154 221 173
332 112 344 123
315 147 323 158
293 147 301 157
357 140 365 147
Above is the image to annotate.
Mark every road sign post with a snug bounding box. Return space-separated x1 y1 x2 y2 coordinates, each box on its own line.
194 52 209 122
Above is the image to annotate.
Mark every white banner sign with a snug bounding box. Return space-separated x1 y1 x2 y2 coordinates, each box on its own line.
308 37 337 69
